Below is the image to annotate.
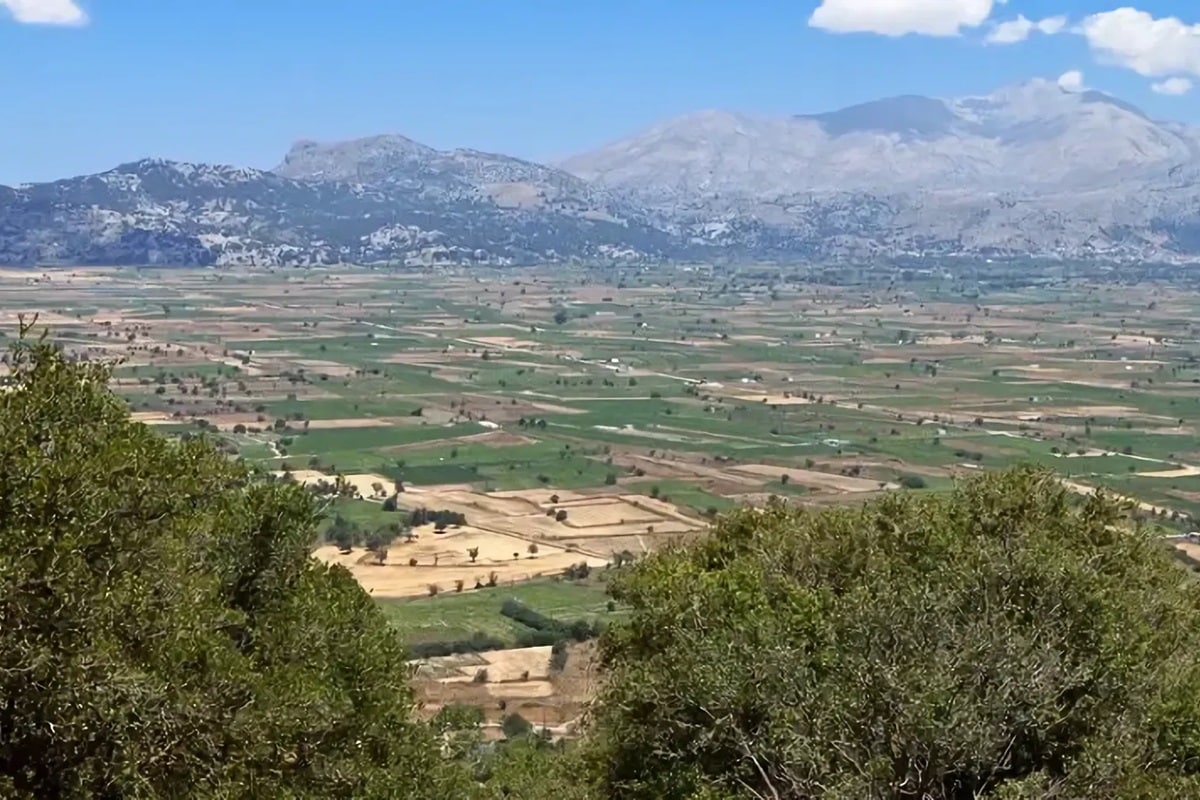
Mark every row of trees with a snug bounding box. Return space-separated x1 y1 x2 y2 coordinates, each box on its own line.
405 507 468 529
8 338 1200 798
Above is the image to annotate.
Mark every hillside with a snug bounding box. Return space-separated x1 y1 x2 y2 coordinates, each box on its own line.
0 156 676 268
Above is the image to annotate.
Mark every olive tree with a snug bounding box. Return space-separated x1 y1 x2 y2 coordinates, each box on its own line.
590 468 1200 799
0 339 467 799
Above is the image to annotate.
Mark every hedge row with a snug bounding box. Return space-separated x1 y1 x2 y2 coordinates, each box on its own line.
499 598 604 642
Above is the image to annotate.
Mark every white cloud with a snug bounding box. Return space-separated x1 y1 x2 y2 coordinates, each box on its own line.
1151 77 1194 95
1057 69 1086 92
809 0 996 37
0 0 86 25
986 14 1067 45
1079 8 1200 78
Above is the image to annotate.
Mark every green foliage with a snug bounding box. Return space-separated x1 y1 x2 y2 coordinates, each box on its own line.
0 341 468 799
590 467 1200 799
408 507 468 528
407 632 509 659
473 738 599 800
549 640 569 673
431 704 485 762
499 599 604 644
501 713 535 740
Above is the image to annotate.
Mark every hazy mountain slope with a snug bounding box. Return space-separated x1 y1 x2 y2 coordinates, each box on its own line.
2 80 1199 266
562 81 1198 198
558 80 1200 260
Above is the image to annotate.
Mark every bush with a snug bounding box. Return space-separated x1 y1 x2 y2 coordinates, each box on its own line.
500 599 603 643
514 629 563 648
563 562 591 580
549 640 569 673
590 468 1200 798
406 507 467 528
500 712 534 739
898 473 928 489
407 632 507 659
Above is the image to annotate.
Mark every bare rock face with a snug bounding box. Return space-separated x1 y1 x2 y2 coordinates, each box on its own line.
559 80 1200 261
2 80 1199 266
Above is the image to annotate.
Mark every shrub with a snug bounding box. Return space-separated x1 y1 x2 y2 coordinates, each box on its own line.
407 632 507 659
591 468 1200 798
549 640 569 673
500 712 533 739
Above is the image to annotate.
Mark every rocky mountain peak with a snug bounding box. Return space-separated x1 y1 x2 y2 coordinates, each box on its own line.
1 80 1199 267
275 134 439 184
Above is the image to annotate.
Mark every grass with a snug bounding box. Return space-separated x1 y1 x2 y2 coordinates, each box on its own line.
376 577 620 646
625 480 738 515
317 498 399 536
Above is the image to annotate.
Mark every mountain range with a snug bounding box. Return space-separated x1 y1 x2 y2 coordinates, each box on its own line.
2 79 1199 267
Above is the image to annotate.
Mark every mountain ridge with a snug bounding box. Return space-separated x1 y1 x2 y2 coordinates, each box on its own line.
2 80 1200 267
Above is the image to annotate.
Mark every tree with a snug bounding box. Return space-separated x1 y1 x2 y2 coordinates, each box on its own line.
528 543 539 557
472 737 596 800
0 338 468 799
501 712 535 740
590 468 1200 799
553 309 569 325
467 546 480 563
332 526 355 553
364 529 394 557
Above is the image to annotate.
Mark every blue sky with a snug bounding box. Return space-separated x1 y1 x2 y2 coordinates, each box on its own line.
1 0 1198 184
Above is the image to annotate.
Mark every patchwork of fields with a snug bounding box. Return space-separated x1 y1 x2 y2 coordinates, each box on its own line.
4 262 1200 730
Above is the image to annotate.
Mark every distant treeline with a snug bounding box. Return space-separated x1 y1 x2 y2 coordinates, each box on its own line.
405 507 468 528
408 632 508 660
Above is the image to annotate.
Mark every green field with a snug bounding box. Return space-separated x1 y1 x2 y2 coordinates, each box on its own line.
376 577 619 646
9 261 1200 651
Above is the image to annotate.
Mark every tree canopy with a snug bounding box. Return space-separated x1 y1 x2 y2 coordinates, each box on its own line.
590 468 1200 799
0 340 468 798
